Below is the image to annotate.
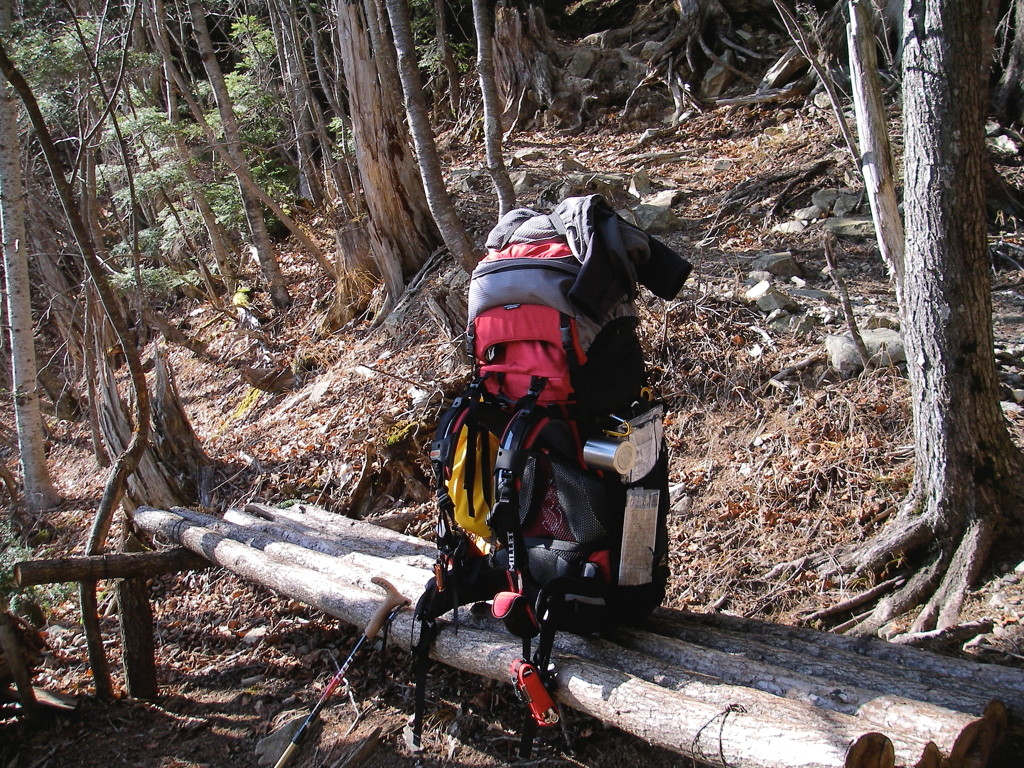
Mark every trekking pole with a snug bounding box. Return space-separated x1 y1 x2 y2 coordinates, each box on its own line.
273 577 410 768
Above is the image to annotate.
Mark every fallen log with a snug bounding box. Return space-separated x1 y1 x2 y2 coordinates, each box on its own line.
241 502 433 559
14 548 209 587
134 506 1007 768
650 611 1024 709
227 506 1024 716
632 619 1009 718
161 510 1007 742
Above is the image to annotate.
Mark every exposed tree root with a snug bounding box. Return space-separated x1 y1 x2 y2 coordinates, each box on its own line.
911 515 1000 633
848 550 947 636
842 447 1024 638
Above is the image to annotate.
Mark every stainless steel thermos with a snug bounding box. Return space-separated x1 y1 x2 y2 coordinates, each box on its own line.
582 438 636 475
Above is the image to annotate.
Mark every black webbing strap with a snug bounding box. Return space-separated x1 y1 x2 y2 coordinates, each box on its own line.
411 616 439 749
559 313 581 370
519 715 539 759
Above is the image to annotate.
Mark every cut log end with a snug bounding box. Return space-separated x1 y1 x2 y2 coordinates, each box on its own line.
844 733 894 768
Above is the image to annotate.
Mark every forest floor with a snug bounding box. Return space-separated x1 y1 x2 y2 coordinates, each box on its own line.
6 86 1024 767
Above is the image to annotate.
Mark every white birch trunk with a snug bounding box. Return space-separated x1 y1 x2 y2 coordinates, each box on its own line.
0 0 60 512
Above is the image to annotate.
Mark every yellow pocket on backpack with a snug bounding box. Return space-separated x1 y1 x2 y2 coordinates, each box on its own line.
450 426 499 538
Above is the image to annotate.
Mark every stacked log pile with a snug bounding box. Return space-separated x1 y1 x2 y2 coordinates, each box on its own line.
131 503 1021 768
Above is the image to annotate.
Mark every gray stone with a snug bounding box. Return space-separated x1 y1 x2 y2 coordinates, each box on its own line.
644 189 683 207
768 311 818 335
453 171 485 193
821 216 875 238
825 328 906 375
746 270 773 285
794 205 825 222
756 287 799 314
820 265 850 279
630 169 654 198
639 41 661 61
567 48 597 78
615 208 638 226
632 204 682 234
713 158 734 171
790 288 839 304
811 188 840 211
752 251 803 278
813 91 832 110
990 133 1021 155
513 148 545 164
578 173 630 200
560 157 589 173
865 315 900 330
744 280 772 302
773 220 806 234
510 170 536 194
702 51 735 99
832 192 861 218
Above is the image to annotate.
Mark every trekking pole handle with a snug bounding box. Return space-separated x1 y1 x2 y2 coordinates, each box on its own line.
366 576 410 640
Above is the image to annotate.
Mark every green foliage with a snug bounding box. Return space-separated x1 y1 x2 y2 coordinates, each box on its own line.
0 519 69 624
408 0 474 80
108 264 202 299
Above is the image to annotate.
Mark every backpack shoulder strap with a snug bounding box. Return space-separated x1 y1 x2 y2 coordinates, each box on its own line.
547 212 567 238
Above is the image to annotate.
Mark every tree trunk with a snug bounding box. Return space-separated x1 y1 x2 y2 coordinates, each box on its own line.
188 0 292 310
93 340 210 511
301 0 353 204
269 0 326 207
0 1 61 512
335 0 440 306
493 4 558 133
151 0 237 294
133 505 1010 768
472 0 516 216
383 0 477 272
847 0 903 280
433 0 461 120
846 0 1024 636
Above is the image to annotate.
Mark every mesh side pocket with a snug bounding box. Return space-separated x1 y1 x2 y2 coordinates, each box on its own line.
550 460 609 545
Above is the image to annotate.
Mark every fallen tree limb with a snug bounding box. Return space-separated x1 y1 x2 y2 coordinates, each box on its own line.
14 548 210 587
133 506 1009 768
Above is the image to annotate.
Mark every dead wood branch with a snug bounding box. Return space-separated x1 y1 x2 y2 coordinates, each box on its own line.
14 548 210 587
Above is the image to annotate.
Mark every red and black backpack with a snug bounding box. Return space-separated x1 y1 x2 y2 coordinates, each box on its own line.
411 195 691 756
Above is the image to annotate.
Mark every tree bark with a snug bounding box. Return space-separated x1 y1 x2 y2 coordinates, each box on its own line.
269 0 326 206
335 0 440 307
0 604 39 720
0 0 61 512
472 0 516 216
493 4 557 133
188 0 292 310
433 0 461 120
132 505 1007 768
14 548 210 586
847 0 1024 636
383 0 477 273
116 532 157 700
846 0 903 280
